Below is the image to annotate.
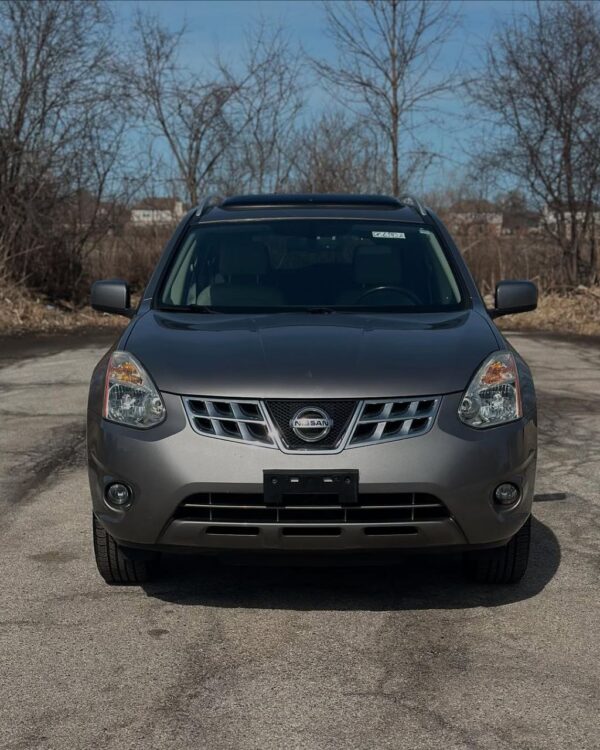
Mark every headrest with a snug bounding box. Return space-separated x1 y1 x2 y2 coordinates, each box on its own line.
354 245 402 285
219 243 270 276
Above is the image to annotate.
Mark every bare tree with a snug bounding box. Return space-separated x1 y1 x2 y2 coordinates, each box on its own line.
470 0 600 286
216 25 304 194
0 0 127 298
127 12 234 205
314 0 458 196
128 14 303 203
286 111 389 193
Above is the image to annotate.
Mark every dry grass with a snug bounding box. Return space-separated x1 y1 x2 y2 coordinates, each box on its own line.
0 284 126 336
1 283 600 338
496 286 600 338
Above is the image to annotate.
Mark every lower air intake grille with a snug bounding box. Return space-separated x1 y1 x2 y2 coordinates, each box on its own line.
265 400 358 450
174 492 450 524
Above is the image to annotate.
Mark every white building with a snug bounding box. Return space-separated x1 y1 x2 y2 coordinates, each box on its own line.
543 205 600 226
450 212 504 237
542 205 600 239
130 198 186 226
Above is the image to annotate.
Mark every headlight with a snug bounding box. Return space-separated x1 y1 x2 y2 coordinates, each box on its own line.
103 351 166 428
458 351 521 428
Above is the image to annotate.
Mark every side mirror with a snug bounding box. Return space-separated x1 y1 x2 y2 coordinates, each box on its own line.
489 280 538 318
91 279 134 318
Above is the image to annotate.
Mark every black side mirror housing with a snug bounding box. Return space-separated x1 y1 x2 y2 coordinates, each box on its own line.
91 279 134 318
489 280 538 318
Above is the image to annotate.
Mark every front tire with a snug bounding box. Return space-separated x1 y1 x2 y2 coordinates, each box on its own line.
464 516 531 584
93 515 159 585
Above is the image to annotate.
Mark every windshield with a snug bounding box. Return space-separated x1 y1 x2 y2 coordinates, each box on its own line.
158 220 464 312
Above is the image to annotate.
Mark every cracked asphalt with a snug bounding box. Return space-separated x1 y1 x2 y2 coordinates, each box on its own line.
0 331 598 750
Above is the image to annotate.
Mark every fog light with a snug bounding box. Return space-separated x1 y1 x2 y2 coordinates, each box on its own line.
494 483 520 506
105 482 132 508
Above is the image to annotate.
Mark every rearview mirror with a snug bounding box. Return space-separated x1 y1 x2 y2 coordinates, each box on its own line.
91 279 134 318
489 280 538 318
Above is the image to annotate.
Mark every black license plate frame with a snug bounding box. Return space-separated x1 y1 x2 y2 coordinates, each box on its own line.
263 470 359 506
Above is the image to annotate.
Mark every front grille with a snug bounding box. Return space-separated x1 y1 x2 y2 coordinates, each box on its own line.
265 400 358 450
182 395 441 452
350 397 440 447
183 398 275 447
174 492 450 524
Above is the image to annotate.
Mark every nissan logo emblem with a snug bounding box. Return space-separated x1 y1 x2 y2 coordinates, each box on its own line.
290 407 333 443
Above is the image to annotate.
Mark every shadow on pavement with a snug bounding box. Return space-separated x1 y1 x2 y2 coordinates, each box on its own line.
0 330 119 367
142 516 560 611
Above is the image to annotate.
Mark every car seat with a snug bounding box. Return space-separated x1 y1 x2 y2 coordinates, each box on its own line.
196 243 284 306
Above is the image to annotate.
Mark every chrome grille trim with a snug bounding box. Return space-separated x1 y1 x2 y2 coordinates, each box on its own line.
174 491 451 524
349 397 440 447
182 395 441 452
183 397 276 448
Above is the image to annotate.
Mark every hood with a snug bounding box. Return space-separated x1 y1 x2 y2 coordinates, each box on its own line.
125 309 499 399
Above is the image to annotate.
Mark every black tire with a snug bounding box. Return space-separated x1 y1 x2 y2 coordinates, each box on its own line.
464 516 531 584
93 515 159 585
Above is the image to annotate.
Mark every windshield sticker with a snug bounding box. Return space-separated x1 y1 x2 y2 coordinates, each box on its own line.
372 231 405 239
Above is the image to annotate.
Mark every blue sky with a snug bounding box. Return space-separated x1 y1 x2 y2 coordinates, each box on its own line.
114 0 530 191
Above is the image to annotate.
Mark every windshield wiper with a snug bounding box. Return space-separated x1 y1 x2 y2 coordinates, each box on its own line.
301 306 337 314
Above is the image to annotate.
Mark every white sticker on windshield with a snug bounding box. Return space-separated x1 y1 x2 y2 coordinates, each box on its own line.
372 231 405 239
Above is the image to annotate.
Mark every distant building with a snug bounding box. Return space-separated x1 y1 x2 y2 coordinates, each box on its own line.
502 210 542 236
451 211 503 237
444 198 546 238
542 204 600 239
543 205 600 225
130 198 186 226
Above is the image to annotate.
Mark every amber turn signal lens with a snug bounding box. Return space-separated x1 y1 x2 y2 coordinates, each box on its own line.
481 360 514 386
110 360 143 385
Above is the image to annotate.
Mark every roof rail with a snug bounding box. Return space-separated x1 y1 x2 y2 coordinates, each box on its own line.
194 194 223 217
399 194 427 217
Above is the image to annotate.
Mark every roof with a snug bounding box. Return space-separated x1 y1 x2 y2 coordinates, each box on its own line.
193 193 429 224
221 193 403 209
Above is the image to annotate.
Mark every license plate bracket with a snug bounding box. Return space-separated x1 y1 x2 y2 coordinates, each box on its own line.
263 470 359 506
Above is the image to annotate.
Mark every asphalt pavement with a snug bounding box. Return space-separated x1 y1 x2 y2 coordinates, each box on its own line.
0 330 598 750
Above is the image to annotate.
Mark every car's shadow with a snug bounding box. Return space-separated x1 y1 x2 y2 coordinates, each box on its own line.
142 516 560 611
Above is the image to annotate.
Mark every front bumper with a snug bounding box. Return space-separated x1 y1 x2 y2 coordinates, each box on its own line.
87 392 537 553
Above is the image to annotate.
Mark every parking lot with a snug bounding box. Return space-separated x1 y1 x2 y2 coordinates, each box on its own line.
0 331 598 749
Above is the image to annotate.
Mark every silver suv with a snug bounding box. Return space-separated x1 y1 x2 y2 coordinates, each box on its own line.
88 194 538 585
